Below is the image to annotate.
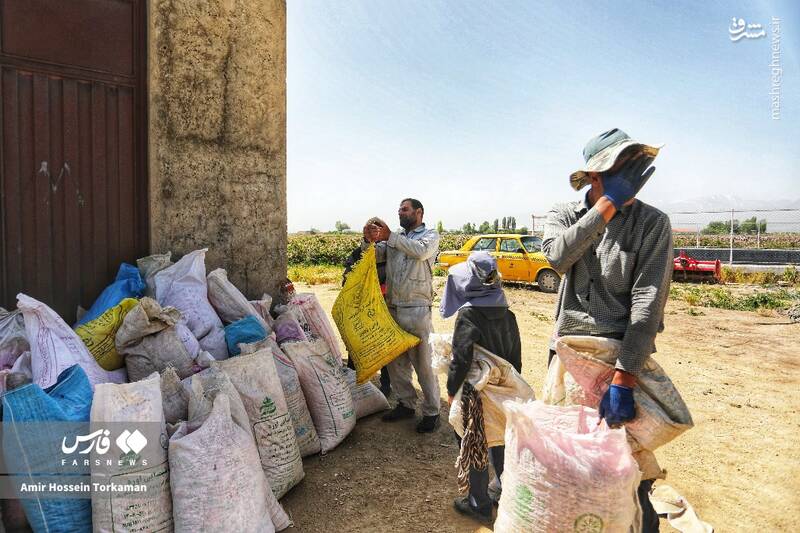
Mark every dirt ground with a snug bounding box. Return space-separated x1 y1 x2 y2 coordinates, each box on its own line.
280 280 800 532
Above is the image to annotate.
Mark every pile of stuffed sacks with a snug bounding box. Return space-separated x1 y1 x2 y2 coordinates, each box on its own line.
0 248 390 532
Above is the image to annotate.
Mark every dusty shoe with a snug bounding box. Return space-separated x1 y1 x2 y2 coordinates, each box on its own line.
453 496 492 525
381 404 415 422
416 414 440 433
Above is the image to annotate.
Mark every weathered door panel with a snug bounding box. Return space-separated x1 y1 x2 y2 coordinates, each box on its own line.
0 0 147 323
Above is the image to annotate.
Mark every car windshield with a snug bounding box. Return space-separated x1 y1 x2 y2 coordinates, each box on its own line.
521 236 542 253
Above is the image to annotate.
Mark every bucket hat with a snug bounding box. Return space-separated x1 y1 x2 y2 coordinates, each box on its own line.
570 129 663 190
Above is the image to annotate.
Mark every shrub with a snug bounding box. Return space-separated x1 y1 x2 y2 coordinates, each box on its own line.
782 266 800 285
720 267 797 287
670 284 799 312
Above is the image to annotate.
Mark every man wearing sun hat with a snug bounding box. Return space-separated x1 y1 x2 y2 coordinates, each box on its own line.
542 128 674 532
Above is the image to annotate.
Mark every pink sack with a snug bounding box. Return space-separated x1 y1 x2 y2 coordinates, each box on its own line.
495 400 641 533
289 293 344 362
273 313 306 344
249 294 274 329
554 336 693 453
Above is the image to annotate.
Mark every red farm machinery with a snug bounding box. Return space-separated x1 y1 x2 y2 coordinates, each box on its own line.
673 251 722 283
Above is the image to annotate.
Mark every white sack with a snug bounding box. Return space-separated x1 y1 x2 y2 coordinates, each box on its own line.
240 338 321 456
342 367 389 419
154 249 227 359
160 367 190 425
280 338 355 454
215 351 305 498
0 307 28 369
207 268 269 330
428 332 453 375
10 351 32 379
136 252 173 299
250 295 274 329
449 344 535 447
187 367 252 440
90 374 173 533
17 294 126 388
115 297 202 383
169 393 289 532
550 336 693 459
289 293 344 362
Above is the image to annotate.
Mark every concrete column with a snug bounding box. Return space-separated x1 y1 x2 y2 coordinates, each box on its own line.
148 0 287 299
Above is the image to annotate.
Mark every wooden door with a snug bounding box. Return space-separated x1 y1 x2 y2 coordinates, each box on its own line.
0 0 148 323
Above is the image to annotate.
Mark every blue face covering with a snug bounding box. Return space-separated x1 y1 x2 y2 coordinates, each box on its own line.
439 252 508 319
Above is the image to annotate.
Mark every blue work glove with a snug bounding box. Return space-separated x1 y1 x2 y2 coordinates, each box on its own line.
598 384 636 427
602 155 656 209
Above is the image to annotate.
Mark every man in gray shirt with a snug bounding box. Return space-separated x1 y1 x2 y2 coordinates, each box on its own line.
543 129 673 532
363 198 442 433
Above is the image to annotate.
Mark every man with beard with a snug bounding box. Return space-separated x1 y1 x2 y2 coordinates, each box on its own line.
363 198 442 432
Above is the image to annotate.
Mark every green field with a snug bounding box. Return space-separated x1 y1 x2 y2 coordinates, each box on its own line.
288 232 800 266
287 233 471 265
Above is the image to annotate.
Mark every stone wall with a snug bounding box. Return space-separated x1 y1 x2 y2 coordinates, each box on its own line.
148 0 286 299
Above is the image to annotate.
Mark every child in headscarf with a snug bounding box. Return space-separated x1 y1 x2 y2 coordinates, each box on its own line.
441 252 521 525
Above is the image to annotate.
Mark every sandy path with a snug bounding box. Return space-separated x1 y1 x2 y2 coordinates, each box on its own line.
279 281 800 532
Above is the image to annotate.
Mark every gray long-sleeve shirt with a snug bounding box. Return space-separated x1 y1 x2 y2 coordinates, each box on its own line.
363 223 440 308
542 197 673 374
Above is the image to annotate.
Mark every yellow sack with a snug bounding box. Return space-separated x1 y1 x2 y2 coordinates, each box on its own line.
332 244 419 384
75 298 138 370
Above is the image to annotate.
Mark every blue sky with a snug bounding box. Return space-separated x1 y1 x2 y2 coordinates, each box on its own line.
287 1 799 233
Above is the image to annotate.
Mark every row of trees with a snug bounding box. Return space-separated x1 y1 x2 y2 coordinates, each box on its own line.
702 217 767 235
457 221 529 235
310 218 530 235
303 221 351 234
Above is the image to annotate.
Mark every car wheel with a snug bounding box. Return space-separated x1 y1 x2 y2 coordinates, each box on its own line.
536 269 560 293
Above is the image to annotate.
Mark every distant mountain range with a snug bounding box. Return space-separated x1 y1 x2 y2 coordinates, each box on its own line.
660 195 800 214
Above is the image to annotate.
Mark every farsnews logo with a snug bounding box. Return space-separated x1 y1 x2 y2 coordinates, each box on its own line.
115 429 148 455
61 429 147 466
